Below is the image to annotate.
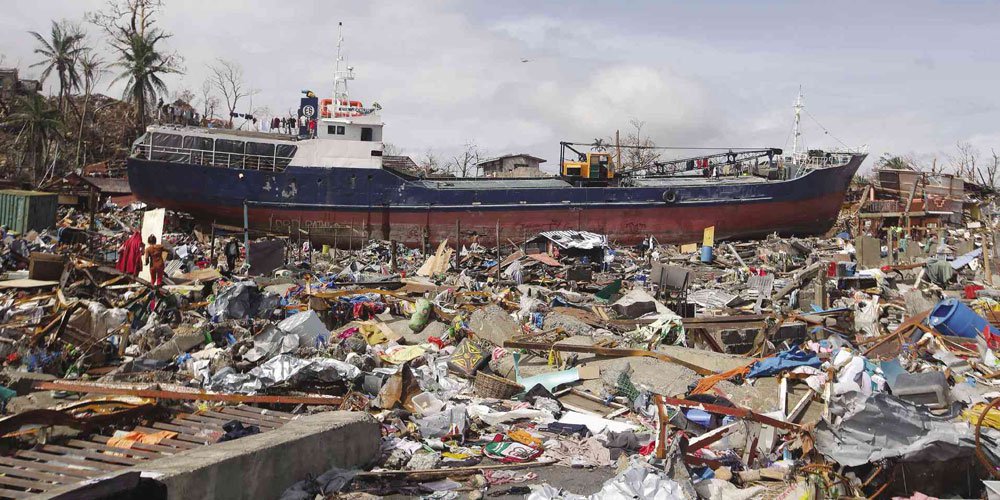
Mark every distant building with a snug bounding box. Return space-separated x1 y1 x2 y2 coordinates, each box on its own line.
477 154 546 178
0 68 41 106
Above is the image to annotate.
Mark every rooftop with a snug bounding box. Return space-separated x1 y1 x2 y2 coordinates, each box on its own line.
476 153 546 166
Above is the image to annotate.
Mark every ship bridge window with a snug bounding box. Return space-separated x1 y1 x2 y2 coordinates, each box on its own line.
215 139 245 168
183 136 213 151
361 127 373 142
150 132 187 162
246 142 277 170
327 125 345 135
275 144 297 170
182 136 214 165
215 139 244 153
246 142 276 157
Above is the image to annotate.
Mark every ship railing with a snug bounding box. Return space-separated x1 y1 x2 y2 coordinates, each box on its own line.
135 143 291 172
861 199 900 213
784 154 854 168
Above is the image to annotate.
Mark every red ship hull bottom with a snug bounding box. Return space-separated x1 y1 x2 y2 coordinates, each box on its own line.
148 191 845 248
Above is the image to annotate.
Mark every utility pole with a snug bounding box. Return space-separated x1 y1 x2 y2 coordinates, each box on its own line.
615 130 621 175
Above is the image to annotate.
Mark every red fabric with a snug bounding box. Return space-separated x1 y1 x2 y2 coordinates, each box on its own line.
116 231 144 275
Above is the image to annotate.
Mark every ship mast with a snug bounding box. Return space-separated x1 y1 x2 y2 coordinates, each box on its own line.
791 86 803 158
333 22 354 106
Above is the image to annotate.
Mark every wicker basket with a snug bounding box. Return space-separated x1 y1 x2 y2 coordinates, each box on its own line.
474 371 524 399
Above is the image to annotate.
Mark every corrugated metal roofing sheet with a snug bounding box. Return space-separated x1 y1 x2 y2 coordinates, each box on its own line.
535 230 607 249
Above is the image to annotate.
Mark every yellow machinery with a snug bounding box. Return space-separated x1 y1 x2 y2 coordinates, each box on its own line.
561 149 615 181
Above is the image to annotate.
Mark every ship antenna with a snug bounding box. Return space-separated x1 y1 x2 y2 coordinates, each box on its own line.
792 86 803 159
333 22 354 105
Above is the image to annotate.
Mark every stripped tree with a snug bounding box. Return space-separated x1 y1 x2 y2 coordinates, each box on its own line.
208 59 250 129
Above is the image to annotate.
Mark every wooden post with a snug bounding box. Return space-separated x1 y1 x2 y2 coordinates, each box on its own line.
210 222 216 266
885 227 896 264
242 200 250 266
984 229 994 286
817 263 827 309
496 220 501 283
88 186 97 255
615 130 621 175
390 239 398 273
903 174 921 237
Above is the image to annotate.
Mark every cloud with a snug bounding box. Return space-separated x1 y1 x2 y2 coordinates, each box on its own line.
3 0 1000 173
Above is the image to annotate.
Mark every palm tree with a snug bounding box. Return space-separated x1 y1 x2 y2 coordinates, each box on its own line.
75 51 105 167
0 94 63 182
112 29 179 132
29 20 86 113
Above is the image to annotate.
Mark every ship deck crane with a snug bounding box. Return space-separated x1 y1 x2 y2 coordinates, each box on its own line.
559 141 783 185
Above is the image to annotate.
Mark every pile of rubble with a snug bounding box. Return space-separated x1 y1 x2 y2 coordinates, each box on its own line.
1 186 1000 498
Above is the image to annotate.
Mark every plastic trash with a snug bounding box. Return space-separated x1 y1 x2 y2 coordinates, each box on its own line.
928 297 997 339
409 298 432 332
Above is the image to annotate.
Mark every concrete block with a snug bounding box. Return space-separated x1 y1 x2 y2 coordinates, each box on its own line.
38 411 379 500
468 304 520 345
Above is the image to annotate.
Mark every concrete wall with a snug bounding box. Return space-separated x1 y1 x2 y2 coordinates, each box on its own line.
481 155 544 178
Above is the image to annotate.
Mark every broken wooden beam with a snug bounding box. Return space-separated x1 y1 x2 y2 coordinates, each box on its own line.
659 396 803 431
502 340 717 376
33 381 343 406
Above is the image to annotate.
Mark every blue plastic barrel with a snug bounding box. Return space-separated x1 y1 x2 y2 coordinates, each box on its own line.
700 246 714 263
928 298 996 339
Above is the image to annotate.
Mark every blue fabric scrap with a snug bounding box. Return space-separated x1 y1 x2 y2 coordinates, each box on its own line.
747 346 821 378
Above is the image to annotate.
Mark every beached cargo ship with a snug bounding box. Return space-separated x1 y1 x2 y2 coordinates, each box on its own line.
127 30 865 248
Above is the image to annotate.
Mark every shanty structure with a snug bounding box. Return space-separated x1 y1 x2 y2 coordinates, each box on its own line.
477 154 546 178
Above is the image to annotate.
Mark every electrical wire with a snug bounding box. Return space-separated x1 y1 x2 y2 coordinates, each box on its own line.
804 108 851 149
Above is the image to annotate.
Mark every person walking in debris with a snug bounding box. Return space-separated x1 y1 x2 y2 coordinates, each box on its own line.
144 235 166 286
224 238 241 273
116 230 144 276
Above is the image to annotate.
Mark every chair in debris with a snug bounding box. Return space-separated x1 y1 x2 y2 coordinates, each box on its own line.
653 264 691 317
746 273 774 314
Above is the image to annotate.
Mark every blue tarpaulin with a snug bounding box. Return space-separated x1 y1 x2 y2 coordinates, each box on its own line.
747 346 821 378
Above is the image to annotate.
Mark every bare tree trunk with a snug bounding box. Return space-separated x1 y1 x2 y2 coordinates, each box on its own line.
75 91 92 168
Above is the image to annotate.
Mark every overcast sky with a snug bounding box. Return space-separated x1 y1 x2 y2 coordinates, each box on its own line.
2 0 998 172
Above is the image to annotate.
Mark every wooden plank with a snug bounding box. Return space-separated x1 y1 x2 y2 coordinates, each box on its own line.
14 451 119 472
220 407 289 424
66 439 162 459
0 457 98 479
138 423 206 438
162 417 221 432
0 464 75 485
216 407 289 424
176 415 235 430
0 474 53 491
235 405 295 419
187 413 278 429
39 445 143 466
201 410 278 428
0 487 31 498
136 425 208 446
89 436 178 455
33 381 343 406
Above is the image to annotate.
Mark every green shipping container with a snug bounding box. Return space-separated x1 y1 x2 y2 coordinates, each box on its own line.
0 190 58 235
